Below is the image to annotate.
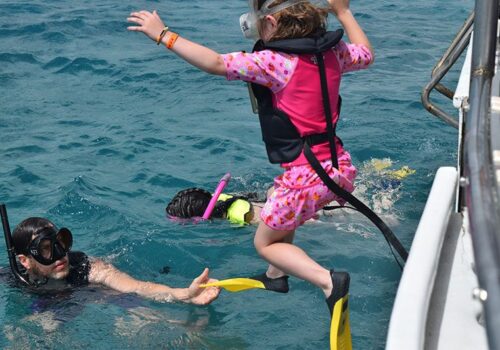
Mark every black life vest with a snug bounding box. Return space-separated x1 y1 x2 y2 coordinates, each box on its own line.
249 31 409 265
250 30 344 166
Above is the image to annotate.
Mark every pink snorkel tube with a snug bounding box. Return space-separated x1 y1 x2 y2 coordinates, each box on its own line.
202 173 231 220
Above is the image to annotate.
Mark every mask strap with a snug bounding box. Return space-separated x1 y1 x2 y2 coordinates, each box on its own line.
259 0 308 17
249 0 259 12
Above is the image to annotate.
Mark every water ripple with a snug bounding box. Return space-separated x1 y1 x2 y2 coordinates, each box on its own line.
43 56 71 69
10 166 43 184
147 174 194 189
58 142 84 151
0 3 46 14
5 145 46 156
40 31 68 43
0 53 40 64
54 57 115 75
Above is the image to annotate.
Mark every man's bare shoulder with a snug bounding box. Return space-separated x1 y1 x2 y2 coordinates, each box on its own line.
87 257 116 284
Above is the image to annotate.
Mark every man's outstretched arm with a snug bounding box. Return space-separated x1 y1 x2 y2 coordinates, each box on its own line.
88 259 220 305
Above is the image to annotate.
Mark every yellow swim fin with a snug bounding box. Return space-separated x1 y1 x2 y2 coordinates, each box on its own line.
330 294 352 350
387 166 416 180
371 158 392 172
326 270 352 350
200 278 266 292
201 274 289 293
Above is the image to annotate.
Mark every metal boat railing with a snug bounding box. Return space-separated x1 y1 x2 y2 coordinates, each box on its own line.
464 0 500 348
421 12 474 128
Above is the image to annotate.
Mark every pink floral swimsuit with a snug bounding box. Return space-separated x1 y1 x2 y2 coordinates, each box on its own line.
222 41 372 230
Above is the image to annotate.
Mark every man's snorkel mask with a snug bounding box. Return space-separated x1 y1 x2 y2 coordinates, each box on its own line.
240 0 330 40
26 226 72 266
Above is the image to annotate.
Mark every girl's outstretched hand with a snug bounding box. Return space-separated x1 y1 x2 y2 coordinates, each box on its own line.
127 10 166 42
328 0 350 16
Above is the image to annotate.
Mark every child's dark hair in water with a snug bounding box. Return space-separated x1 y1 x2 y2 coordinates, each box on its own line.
166 188 211 219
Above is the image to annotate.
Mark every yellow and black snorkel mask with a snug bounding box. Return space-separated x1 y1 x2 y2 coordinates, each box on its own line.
239 0 330 40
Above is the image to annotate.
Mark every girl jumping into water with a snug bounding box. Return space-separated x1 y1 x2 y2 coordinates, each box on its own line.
127 0 373 332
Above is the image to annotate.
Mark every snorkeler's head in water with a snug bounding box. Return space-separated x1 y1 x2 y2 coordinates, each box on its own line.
12 217 73 281
165 188 213 219
166 188 257 225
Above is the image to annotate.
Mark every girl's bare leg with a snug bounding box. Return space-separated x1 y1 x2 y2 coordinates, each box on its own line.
265 230 294 278
254 222 333 297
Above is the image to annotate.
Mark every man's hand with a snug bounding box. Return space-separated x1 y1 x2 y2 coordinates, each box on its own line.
186 268 220 305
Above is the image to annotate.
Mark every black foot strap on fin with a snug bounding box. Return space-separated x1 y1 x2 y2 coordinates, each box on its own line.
326 270 350 314
250 273 290 293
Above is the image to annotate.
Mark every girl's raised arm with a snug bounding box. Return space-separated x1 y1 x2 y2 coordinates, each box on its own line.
328 0 374 59
127 10 227 76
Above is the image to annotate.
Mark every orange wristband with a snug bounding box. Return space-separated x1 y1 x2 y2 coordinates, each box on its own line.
166 32 179 50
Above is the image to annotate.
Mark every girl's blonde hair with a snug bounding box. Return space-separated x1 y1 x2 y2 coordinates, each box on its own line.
259 0 328 41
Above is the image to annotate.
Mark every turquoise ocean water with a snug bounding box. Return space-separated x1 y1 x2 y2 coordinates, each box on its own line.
0 0 473 349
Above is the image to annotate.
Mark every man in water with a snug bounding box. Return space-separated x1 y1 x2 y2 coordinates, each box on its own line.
10 216 220 305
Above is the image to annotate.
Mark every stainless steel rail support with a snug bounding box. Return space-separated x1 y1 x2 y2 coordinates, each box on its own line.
421 13 474 128
466 1 500 348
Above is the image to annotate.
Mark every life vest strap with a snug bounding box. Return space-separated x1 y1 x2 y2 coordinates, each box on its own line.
303 132 343 148
315 52 339 169
303 132 328 145
303 143 409 265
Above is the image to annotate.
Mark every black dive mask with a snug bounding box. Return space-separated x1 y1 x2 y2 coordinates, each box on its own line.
28 227 73 266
